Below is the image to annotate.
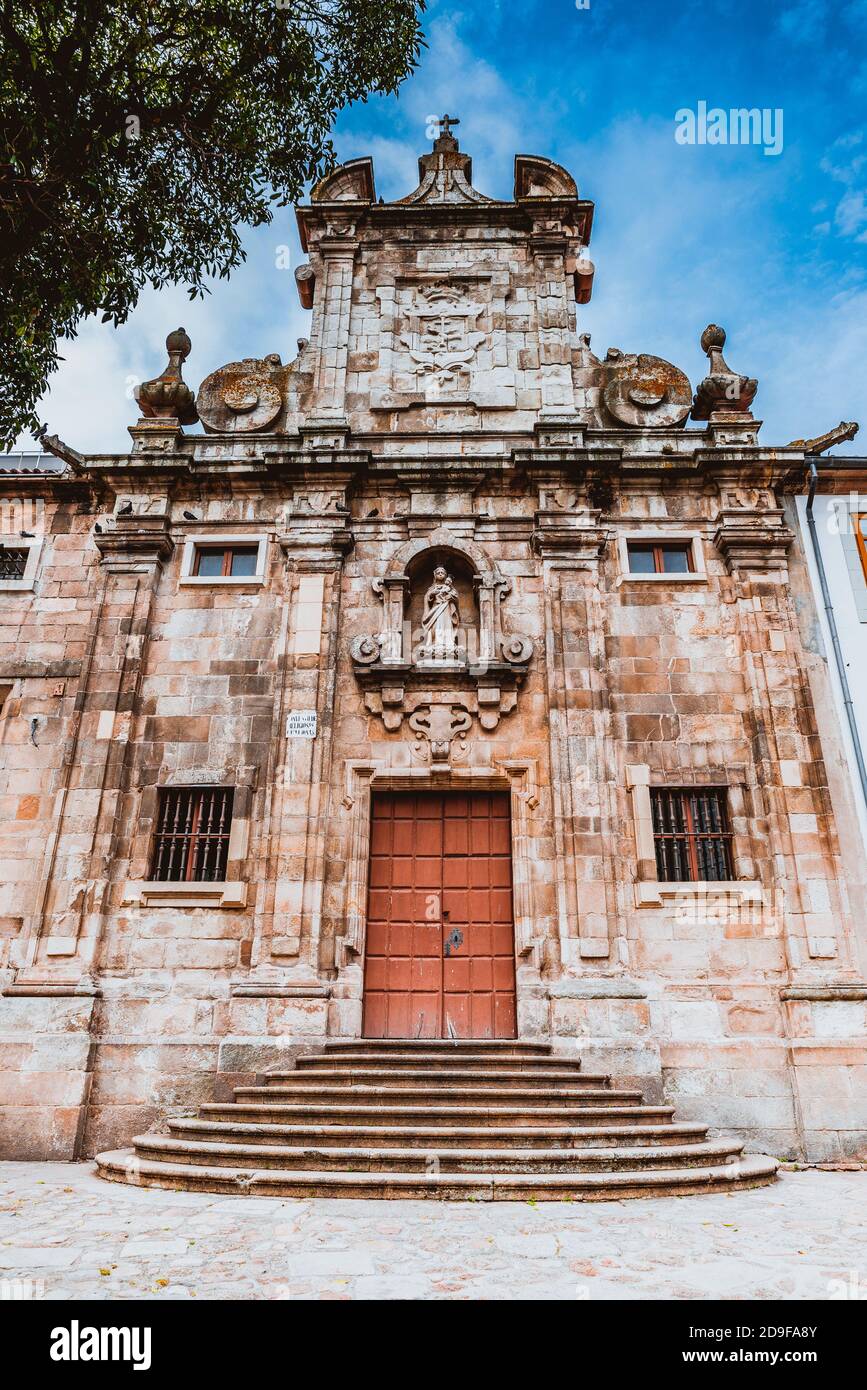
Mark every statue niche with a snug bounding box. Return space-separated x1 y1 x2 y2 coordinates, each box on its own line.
410 553 477 666
349 533 533 763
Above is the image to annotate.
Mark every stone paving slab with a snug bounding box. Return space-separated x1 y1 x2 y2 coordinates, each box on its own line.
0 1162 864 1301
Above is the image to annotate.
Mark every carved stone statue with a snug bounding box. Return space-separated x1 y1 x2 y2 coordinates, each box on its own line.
421 566 460 660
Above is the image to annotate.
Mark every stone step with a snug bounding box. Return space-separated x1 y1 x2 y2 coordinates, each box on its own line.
296 1053 582 1072
264 1067 606 1088
168 1117 707 1150
322 1039 553 1053
198 1100 677 1129
95 1149 780 1201
95 1038 778 1203
234 1084 641 1108
132 1132 747 1174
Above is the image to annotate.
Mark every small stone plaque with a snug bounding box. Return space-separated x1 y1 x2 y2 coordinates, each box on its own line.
286 710 318 738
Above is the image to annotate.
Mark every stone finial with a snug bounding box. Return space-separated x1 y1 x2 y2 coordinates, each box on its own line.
134 328 199 425
691 324 757 421
401 115 493 207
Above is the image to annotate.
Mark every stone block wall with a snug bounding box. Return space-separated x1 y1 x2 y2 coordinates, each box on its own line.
1 135 865 1164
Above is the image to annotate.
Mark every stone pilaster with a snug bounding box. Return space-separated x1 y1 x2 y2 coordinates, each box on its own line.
12 512 173 983
307 233 358 422
1 510 172 1159
714 506 859 979
529 228 579 417
253 497 352 980
532 501 616 965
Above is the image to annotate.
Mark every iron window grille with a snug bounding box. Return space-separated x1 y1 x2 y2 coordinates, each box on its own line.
150 787 234 882
193 544 259 578
650 787 733 882
627 541 694 575
0 548 29 580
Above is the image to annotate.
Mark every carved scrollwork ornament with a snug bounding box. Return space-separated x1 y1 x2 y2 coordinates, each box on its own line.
603 353 692 429
501 634 534 665
349 634 382 665
196 354 286 433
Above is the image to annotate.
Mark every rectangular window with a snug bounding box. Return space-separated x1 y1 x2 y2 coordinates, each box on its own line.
650 788 733 882
149 787 234 882
193 544 259 578
856 514 867 585
627 541 694 575
0 548 29 580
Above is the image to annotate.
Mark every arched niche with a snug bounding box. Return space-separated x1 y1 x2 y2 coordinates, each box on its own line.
370 530 509 668
405 546 480 666
383 529 497 583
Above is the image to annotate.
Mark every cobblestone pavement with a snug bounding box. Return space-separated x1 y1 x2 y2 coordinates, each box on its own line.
0 1163 864 1300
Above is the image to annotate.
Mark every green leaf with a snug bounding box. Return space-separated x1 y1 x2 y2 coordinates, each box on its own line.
0 0 425 445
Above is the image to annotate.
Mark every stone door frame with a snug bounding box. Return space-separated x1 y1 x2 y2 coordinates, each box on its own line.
336 759 542 1007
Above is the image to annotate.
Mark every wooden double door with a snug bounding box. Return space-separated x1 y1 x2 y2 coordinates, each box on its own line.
362 791 518 1039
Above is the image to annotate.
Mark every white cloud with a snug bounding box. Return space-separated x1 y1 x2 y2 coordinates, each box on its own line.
21 218 311 454
836 190 867 236
17 8 867 457
778 0 828 44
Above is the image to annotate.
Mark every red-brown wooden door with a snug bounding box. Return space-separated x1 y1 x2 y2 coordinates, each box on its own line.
362 791 517 1039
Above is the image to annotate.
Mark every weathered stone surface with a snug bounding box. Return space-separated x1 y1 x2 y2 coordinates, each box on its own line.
0 125 865 1169
0 1161 864 1299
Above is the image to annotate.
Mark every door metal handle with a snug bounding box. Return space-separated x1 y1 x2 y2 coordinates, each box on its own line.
444 927 463 957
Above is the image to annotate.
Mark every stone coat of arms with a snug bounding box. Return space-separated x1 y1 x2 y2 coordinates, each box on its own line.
399 281 486 390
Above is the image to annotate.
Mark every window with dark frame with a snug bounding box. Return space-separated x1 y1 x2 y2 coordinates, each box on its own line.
0 547 29 580
650 787 733 883
193 544 259 578
856 515 867 585
149 787 234 882
627 541 694 575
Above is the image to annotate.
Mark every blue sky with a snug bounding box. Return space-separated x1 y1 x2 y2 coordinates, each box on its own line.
30 0 867 454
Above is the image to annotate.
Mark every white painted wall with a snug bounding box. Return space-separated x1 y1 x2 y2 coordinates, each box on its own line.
795 492 867 855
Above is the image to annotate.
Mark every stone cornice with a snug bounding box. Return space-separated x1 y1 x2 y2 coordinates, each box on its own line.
3 427 829 500
714 510 794 575
532 517 610 561
92 513 174 571
277 524 354 567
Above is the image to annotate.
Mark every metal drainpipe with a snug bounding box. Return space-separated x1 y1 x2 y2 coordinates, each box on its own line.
805 462 867 817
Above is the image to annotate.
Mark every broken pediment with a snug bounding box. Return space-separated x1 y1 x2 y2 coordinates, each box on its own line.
310 157 376 206
395 124 499 207
514 155 579 200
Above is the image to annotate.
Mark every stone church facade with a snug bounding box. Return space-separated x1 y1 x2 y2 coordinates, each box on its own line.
1 126 865 1170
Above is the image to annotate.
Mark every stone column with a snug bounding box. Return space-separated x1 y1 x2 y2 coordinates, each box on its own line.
374 574 410 662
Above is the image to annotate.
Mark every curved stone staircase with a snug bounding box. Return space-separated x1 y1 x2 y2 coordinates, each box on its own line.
95 1040 778 1200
